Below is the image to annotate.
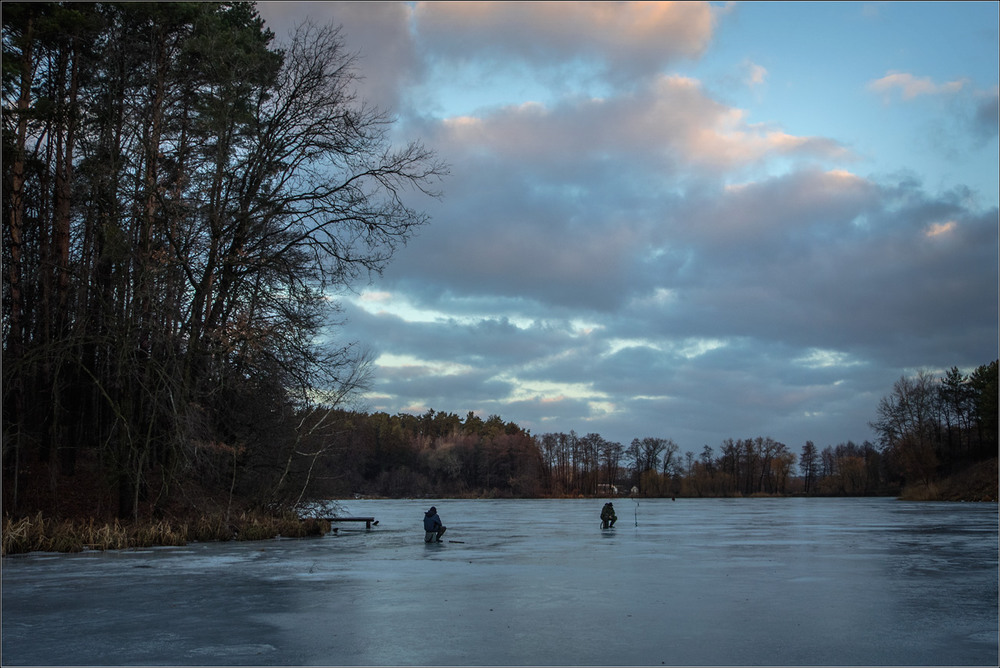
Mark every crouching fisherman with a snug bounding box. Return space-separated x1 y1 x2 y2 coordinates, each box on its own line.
601 502 617 529
424 506 446 542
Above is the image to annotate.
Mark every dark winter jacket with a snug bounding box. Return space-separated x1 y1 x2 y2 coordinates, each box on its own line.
424 510 442 532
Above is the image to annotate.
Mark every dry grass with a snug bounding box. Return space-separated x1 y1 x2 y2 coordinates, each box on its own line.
899 458 998 502
2 512 331 556
899 482 941 501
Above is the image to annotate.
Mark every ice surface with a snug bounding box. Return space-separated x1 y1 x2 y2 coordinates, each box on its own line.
2 497 997 666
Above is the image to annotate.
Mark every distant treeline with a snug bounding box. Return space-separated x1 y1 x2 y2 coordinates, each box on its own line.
276 360 997 502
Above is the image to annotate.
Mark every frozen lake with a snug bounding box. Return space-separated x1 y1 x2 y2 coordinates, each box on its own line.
2 497 997 666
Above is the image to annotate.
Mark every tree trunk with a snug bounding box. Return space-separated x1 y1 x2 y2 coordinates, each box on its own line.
3 16 35 511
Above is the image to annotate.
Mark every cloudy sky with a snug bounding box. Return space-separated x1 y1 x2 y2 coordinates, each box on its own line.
256 1 999 454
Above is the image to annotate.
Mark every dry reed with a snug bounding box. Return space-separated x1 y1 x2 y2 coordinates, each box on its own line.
2 511 330 556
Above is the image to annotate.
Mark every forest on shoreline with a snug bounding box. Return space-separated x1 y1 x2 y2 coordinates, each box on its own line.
3 4 996 550
5 358 997 529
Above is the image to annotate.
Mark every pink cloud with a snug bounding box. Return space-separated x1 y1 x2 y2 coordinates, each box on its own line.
435 74 849 172
414 1 716 77
868 71 967 100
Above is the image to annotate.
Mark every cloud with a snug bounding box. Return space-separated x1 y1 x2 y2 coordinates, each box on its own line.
971 87 999 139
428 74 849 176
257 1 420 111
744 60 768 88
868 71 967 101
413 1 717 82
925 220 957 238
689 169 878 247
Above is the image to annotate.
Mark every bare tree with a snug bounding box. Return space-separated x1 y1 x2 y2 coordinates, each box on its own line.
869 370 941 487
